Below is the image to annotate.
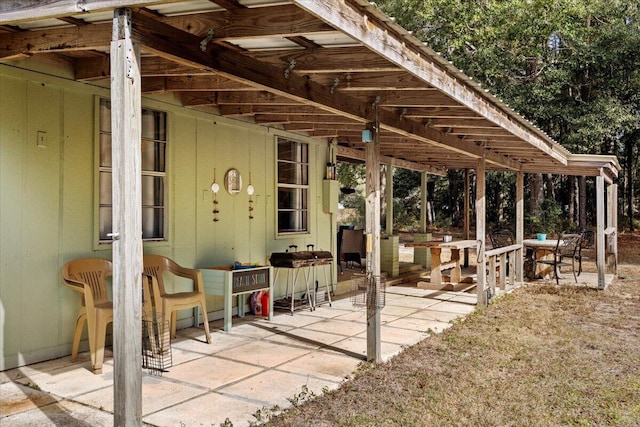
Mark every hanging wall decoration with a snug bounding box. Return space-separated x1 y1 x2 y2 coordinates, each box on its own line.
247 173 255 220
211 169 220 222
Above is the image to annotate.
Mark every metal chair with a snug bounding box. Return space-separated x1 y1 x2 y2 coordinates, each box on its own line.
488 228 514 248
62 258 113 374
340 229 364 272
536 233 582 285
578 230 595 276
143 255 211 344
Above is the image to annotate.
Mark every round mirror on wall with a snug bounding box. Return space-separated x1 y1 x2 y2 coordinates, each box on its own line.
224 168 242 195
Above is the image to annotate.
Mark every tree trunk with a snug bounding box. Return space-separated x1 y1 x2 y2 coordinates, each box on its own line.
569 176 576 226
579 176 587 231
529 173 544 212
448 170 462 227
627 139 635 232
544 174 555 199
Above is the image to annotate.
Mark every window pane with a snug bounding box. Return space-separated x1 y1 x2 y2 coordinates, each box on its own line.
141 110 166 140
278 162 308 185
277 139 308 163
99 99 111 132
99 172 112 205
278 187 307 210
99 207 112 240
142 175 164 207
278 210 308 233
141 140 166 172
99 134 112 167
142 207 164 239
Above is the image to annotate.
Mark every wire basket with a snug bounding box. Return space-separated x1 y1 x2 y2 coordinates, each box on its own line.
142 314 172 376
350 275 386 310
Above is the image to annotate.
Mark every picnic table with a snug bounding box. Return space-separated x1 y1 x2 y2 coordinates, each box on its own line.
405 239 476 288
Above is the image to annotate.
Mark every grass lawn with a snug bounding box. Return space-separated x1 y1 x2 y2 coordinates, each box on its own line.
263 233 640 427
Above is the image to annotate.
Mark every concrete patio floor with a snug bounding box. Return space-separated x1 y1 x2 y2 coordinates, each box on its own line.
0 285 477 427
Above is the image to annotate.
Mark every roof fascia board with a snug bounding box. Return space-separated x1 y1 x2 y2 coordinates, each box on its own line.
0 0 166 25
291 0 568 167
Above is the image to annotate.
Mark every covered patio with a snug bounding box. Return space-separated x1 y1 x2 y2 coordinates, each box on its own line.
1 285 477 427
1 260 614 426
0 0 620 425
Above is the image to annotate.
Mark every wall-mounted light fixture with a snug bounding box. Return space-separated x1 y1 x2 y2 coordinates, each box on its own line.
247 173 255 220
211 168 220 222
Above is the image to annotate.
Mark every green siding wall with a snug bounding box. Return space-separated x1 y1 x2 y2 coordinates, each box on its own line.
0 63 335 371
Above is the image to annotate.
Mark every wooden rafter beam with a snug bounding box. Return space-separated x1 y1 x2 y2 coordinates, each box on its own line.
129 10 521 170
246 46 397 73
254 114 359 124
160 4 334 39
208 0 244 10
0 21 110 59
337 145 446 175
313 71 433 91
285 35 322 49
425 118 497 128
180 91 303 107
141 75 252 93
218 105 334 116
292 0 566 166
398 107 482 118
57 16 89 26
74 56 221 81
350 90 460 107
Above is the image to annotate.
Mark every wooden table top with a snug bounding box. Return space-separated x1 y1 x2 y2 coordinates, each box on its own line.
523 239 558 249
405 239 476 249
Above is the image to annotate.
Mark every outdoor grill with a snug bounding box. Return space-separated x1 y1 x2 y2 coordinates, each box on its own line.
269 247 334 313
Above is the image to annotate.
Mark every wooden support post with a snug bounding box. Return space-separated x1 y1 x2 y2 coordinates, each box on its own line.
385 165 393 235
606 183 618 274
111 8 143 426
596 175 605 289
463 169 470 267
475 158 487 305
365 114 381 364
420 172 428 233
515 171 524 283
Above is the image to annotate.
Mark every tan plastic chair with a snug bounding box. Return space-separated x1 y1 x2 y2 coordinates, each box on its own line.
143 255 212 344
62 258 113 374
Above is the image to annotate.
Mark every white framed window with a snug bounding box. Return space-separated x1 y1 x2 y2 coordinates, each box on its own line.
277 137 309 234
98 99 167 242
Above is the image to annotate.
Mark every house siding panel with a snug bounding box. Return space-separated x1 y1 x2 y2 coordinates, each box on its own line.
0 63 335 371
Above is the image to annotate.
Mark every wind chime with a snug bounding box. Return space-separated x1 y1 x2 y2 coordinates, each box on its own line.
211 169 220 222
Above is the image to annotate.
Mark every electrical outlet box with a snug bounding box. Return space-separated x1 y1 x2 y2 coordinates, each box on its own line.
37 131 47 147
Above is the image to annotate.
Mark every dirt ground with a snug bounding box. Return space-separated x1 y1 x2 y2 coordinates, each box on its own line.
264 233 640 427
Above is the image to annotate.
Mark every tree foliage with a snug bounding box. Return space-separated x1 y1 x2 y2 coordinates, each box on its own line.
377 0 640 231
